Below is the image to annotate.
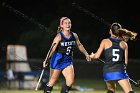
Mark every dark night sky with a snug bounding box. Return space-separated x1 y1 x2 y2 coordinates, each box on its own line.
0 0 140 59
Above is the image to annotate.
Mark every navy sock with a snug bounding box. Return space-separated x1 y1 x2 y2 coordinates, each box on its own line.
44 85 53 93
128 91 134 93
107 90 114 93
60 84 71 93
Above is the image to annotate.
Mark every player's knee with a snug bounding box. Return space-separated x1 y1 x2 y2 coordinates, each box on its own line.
128 91 134 93
107 90 114 93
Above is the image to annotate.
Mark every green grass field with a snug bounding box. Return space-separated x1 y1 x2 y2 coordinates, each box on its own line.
0 79 140 93
1 90 140 93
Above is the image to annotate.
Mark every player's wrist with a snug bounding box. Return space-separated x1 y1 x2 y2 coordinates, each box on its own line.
85 53 89 57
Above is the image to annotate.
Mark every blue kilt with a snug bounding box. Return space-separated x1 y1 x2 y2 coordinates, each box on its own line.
103 71 129 81
50 52 72 70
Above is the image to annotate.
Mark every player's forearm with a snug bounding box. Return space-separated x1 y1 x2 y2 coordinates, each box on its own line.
44 50 54 62
94 53 100 59
78 44 89 56
90 52 100 59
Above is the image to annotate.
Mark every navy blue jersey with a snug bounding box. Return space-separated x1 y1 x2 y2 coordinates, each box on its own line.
103 37 125 73
56 32 76 56
50 32 76 70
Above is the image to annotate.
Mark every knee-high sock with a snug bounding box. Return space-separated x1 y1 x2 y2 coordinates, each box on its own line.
128 91 134 93
107 90 114 93
44 85 53 93
60 84 71 93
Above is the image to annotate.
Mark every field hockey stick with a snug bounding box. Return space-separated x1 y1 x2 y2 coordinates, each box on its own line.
35 69 45 90
91 52 140 87
35 43 56 90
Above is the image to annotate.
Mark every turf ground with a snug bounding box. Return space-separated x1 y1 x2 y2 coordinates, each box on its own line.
1 90 140 93
0 79 140 93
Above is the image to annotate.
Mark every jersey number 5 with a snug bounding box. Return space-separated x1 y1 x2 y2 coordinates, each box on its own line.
112 49 120 61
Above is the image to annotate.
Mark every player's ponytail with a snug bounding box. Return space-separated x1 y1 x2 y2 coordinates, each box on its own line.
57 26 62 33
117 28 138 42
